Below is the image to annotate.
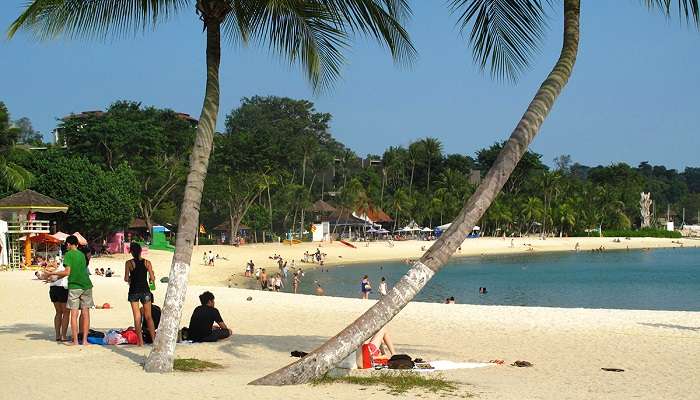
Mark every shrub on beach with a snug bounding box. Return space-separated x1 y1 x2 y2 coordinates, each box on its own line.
570 229 682 238
601 229 682 239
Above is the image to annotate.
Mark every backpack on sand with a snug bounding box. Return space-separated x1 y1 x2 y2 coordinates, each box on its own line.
387 354 414 370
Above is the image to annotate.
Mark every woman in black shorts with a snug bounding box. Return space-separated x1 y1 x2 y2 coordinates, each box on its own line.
48 260 69 342
124 243 156 346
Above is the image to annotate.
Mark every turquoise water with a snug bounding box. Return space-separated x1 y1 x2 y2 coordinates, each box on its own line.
299 248 700 311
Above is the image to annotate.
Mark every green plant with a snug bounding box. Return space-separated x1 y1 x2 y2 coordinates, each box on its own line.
602 229 682 239
311 373 461 396
173 358 223 372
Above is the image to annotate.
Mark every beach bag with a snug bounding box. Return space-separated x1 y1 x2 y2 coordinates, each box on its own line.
121 328 139 345
388 354 414 370
104 330 126 345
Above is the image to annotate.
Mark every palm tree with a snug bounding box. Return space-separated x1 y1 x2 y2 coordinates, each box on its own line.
539 170 561 237
407 141 422 195
10 0 415 373
521 196 544 235
421 137 443 193
252 0 700 386
0 102 33 191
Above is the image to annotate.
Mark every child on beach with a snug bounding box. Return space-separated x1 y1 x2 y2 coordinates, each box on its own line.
378 277 388 298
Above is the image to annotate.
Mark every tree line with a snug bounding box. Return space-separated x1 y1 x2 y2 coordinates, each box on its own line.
2 98 698 241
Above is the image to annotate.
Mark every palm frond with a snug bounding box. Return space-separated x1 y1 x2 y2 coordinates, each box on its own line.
0 161 33 191
321 0 417 66
451 0 551 82
242 0 415 92
642 0 700 26
8 0 190 40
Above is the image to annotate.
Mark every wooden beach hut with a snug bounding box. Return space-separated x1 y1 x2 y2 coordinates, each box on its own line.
0 190 68 268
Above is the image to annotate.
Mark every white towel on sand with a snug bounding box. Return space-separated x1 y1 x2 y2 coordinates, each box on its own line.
416 361 492 371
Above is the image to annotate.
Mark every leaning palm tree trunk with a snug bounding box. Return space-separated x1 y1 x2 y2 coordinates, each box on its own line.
144 10 224 373
250 0 580 386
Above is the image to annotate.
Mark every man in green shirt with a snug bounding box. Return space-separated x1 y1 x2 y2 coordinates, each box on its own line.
50 235 93 345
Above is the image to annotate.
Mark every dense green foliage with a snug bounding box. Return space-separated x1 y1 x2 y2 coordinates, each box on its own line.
57 101 196 229
601 229 682 239
1 97 698 241
0 102 33 191
26 151 139 239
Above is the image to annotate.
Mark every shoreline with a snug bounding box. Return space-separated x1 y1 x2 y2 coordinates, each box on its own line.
103 236 693 289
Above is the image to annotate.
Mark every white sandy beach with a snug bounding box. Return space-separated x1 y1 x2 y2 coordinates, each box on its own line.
1 237 699 399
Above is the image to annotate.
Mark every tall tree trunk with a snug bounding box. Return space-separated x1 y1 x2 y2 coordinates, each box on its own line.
300 154 307 237
267 180 273 235
144 5 227 373
380 169 386 209
409 162 415 195
250 0 580 385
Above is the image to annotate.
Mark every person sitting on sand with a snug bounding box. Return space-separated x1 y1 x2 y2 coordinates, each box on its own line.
105 267 113 277
94 268 103 276
357 327 397 368
186 291 231 342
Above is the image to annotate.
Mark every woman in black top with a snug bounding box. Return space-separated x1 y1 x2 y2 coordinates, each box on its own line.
124 243 156 346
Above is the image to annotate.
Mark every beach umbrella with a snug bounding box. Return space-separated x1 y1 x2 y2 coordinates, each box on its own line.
367 228 379 233
72 232 88 246
29 233 62 244
436 223 452 231
377 229 390 234
421 227 433 232
52 232 69 241
473 226 481 231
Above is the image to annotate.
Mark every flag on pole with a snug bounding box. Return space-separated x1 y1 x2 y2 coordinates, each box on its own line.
199 224 206 234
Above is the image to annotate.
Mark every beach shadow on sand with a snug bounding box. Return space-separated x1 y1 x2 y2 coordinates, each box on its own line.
638 322 700 332
0 322 148 365
218 333 449 360
0 323 56 341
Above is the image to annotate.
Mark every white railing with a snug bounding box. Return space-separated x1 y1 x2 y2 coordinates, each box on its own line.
7 220 51 233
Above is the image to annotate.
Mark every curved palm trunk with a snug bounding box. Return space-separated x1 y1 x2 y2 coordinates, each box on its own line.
144 11 224 373
250 0 580 385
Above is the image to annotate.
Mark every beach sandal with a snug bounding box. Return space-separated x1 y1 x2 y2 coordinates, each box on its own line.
489 359 505 365
601 368 624 372
290 350 308 358
511 360 533 367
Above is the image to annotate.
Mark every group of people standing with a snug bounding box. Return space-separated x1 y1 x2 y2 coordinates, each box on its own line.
41 237 232 345
41 237 158 346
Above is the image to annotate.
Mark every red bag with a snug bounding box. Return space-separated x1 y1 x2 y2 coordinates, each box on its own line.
121 328 139 345
361 344 373 369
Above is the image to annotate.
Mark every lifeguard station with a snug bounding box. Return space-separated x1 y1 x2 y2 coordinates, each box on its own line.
0 189 68 268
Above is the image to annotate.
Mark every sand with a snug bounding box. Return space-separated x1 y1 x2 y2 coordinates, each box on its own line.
1 236 698 400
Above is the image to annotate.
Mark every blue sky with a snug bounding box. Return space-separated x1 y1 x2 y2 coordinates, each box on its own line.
1 1 698 170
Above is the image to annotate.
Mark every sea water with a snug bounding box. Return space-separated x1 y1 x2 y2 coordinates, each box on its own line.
300 247 700 311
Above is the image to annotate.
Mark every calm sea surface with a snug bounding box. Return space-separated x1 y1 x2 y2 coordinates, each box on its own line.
299 247 700 311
